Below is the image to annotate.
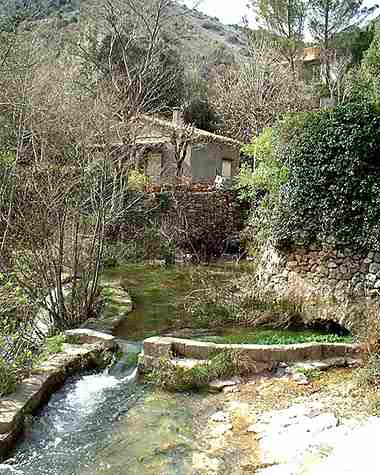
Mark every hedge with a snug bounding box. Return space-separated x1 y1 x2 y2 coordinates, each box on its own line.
273 102 380 250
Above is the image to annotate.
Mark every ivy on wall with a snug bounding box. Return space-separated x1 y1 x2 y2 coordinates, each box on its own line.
273 102 380 250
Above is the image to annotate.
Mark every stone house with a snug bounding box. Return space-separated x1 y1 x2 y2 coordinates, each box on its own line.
132 112 241 186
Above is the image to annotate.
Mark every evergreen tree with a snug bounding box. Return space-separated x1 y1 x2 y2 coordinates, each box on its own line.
309 0 377 89
249 0 308 72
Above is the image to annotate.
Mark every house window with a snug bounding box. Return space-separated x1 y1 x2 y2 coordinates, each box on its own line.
146 153 162 177
222 159 232 178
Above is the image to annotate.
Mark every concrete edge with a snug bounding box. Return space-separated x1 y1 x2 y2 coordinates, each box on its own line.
140 336 361 370
81 284 133 334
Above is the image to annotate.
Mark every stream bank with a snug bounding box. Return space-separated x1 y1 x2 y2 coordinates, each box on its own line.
0 263 375 474
0 280 133 463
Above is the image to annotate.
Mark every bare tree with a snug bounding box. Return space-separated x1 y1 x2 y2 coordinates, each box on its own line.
79 0 186 120
209 39 313 141
321 49 353 104
170 124 195 178
0 15 132 333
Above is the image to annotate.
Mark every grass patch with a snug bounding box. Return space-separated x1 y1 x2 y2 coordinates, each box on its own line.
197 329 353 345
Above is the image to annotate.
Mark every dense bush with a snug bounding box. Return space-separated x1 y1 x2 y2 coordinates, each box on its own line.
236 127 288 251
273 102 380 250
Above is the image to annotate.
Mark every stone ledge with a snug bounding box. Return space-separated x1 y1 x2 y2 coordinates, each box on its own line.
140 336 360 373
65 328 117 349
0 333 117 462
81 284 133 334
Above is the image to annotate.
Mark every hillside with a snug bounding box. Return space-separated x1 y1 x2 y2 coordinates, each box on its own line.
169 2 248 60
1 0 248 61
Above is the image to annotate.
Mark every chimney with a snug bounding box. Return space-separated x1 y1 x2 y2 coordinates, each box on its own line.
172 108 184 126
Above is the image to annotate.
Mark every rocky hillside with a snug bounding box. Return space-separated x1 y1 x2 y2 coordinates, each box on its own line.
1 0 248 61
170 2 248 60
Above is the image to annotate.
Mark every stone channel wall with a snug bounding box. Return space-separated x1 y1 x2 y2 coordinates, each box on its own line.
258 242 380 301
139 336 360 374
113 191 246 260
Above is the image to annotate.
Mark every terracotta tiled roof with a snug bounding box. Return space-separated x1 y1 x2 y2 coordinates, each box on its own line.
303 47 321 63
137 115 242 147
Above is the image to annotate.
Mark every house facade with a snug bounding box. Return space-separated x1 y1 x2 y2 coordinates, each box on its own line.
133 113 241 186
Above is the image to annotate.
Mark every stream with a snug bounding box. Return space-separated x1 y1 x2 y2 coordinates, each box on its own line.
0 259 353 474
0 348 219 475
0 265 235 475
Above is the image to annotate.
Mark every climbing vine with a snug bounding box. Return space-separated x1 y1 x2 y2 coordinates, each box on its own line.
273 102 380 249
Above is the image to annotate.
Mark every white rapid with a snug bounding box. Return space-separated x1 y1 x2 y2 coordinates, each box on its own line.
1 349 141 475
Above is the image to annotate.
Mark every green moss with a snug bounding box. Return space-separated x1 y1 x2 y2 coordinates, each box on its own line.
147 352 239 392
197 329 353 345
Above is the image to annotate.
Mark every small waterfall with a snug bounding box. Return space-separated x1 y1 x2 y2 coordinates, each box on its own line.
2 351 141 475
3 343 204 475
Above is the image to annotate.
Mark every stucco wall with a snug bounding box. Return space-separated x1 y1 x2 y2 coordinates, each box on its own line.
191 143 239 183
135 121 240 184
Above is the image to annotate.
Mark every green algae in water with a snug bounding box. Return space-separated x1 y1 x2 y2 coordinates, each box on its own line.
101 263 352 345
196 328 353 345
102 263 248 341
78 390 217 475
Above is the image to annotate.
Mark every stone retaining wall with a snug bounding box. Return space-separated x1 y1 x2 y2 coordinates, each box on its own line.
112 191 246 260
258 243 380 300
139 336 360 374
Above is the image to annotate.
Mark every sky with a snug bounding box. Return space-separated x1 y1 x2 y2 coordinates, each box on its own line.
185 0 378 27
191 0 252 25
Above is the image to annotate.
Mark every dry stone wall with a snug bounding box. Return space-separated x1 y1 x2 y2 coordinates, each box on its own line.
258 242 380 303
112 191 245 261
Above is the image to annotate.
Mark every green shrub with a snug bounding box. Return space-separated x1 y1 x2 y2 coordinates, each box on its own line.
233 161 288 203
128 169 150 191
44 334 65 354
35 334 66 365
237 127 289 252
362 24 380 78
148 351 247 392
242 127 274 163
236 127 288 204
273 102 380 249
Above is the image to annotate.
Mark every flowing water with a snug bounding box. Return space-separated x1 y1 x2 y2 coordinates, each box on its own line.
0 351 219 475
